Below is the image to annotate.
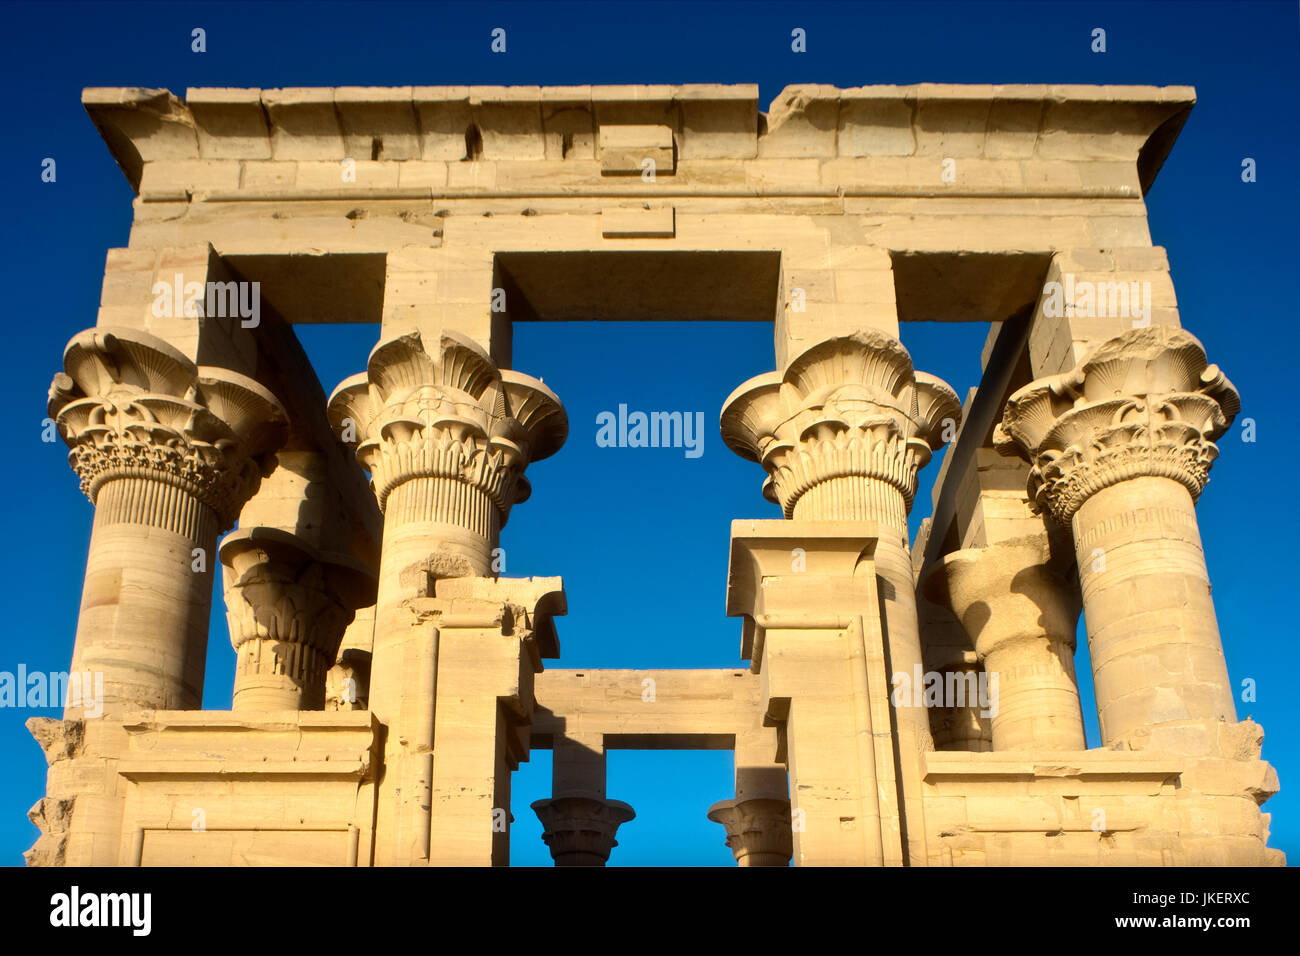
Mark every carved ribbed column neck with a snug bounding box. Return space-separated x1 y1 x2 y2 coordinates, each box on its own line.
49 328 287 531
328 330 566 530
707 796 794 867
994 327 1240 524
722 330 960 520
531 794 635 867
91 476 218 540
220 527 377 711
383 475 500 541
791 475 908 532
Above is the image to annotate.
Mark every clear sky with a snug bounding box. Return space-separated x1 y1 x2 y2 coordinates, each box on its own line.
1 0 1295 867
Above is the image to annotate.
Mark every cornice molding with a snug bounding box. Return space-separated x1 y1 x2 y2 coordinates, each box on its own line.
82 83 1195 198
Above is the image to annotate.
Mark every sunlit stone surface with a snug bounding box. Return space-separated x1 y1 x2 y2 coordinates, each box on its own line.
26 83 1280 867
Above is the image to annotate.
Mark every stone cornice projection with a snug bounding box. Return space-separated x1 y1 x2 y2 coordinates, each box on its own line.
327 330 566 528
81 84 1194 200
721 330 960 519
48 328 286 530
994 327 1240 525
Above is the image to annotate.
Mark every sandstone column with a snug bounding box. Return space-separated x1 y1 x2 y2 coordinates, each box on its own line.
722 330 959 864
49 328 285 716
328 329 565 727
926 535 1086 750
995 327 1240 753
328 330 566 864
918 598 994 753
220 527 376 710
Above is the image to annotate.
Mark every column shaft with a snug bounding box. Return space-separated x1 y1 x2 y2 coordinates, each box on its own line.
231 640 331 710
1073 476 1235 745
982 637 1084 750
366 487 498 864
925 536 1086 752
71 477 217 715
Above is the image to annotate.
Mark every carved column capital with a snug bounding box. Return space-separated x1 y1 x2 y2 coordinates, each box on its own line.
531 794 635 866
327 330 566 530
707 795 793 867
927 536 1080 660
220 528 377 710
924 535 1086 751
49 327 287 531
994 327 1240 524
721 330 960 524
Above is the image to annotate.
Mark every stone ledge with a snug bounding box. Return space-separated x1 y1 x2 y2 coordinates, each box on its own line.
925 750 1183 781
84 83 1194 198
109 710 380 780
118 760 372 779
118 709 379 731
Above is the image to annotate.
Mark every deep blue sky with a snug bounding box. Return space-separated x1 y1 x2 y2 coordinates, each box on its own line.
1 0 1296 867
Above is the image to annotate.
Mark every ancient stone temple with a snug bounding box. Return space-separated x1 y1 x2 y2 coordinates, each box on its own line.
28 82 1281 866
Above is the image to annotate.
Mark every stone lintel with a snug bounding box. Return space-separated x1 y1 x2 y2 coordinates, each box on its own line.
925 750 1182 786
532 669 761 745
113 711 380 779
